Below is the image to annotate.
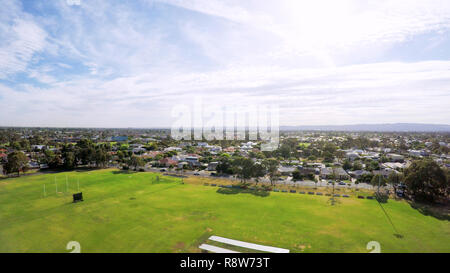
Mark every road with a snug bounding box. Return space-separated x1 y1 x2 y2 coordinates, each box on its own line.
145 166 376 190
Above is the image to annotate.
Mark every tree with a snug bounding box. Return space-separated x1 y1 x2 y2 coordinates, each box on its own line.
145 142 158 151
357 173 373 184
63 151 77 170
366 160 380 171
232 157 254 183
48 154 63 169
371 174 387 192
216 156 233 175
352 161 363 171
4 151 29 176
76 139 96 166
335 150 346 160
322 143 337 156
292 170 303 181
11 141 21 151
328 168 340 206
128 155 145 171
343 160 352 170
94 147 110 167
277 145 292 160
322 151 334 163
387 172 403 196
252 163 266 185
404 160 448 202
262 158 279 186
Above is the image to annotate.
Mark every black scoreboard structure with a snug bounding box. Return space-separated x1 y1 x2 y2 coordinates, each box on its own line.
73 192 84 203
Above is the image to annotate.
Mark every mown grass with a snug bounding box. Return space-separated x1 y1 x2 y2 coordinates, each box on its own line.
0 169 448 253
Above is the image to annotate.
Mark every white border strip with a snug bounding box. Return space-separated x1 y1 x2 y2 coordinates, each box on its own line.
208 236 289 253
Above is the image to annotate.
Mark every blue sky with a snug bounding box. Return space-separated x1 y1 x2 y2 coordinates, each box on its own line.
0 0 450 127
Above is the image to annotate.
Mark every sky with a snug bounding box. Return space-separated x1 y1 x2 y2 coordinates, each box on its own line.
0 0 450 128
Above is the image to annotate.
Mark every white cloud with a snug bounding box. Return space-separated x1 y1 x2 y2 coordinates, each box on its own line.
1 60 449 127
0 16 47 78
1 0 450 127
160 0 450 66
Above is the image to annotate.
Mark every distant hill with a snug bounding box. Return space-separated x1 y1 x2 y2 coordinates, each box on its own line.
280 123 450 132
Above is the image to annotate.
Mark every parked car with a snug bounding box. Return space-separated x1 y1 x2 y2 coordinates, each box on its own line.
194 172 200 176
338 182 346 185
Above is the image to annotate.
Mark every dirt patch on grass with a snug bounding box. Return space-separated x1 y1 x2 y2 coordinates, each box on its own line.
295 244 311 252
173 241 185 252
173 216 186 221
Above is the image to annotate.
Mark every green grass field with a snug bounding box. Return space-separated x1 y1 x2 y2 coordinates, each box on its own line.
0 169 449 253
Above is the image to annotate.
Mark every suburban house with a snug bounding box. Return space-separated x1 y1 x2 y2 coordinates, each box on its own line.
132 147 146 154
298 166 319 175
240 141 257 151
31 145 45 150
223 147 236 153
208 146 222 153
320 167 349 180
184 156 201 167
408 150 422 157
361 152 380 160
408 149 429 157
207 162 219 171
382 162 405 170
164 147 182 152
373 168 396 178
110 136 128 142
28 161 40 169
159 158 178 167
142 151 161 158
386 153 404 162
306 162 326 169
348 169 370 178
278 166 296 176
346 152 359 161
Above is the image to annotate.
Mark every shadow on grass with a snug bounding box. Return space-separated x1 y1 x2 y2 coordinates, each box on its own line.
216 187 270 197
111 170 135 175
73 167 104 172
409 201 450 221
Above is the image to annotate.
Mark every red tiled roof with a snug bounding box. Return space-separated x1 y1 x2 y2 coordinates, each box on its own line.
159 158 177 165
